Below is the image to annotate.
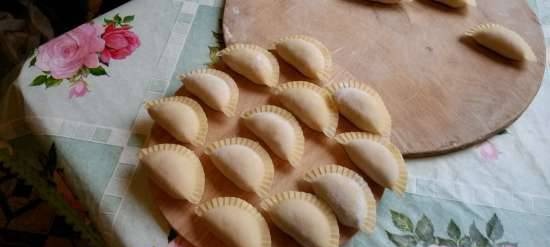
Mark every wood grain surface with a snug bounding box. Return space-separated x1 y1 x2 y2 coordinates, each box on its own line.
150 1 545 246
222 0 546 156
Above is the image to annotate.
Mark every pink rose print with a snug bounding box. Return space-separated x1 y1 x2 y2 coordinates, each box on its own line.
36 23 104 79
69 80 90 98
479 141 499 161
100 24 140 64
30 14 139 98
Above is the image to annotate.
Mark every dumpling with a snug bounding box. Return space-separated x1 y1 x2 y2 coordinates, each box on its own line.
218 43 279 87
146 96 208 146
328 81 391 136
139 144 204 203
260 191 339 247
275 35 332 84
432 0 476 8
241 105 304 167
195 197 271 247
335 132 407 194
274 81 338 137
465 23 536 62
180 68 239 116
205 137 274 197
304 165 376 233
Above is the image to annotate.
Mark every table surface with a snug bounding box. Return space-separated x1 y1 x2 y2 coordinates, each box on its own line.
1 0 550 246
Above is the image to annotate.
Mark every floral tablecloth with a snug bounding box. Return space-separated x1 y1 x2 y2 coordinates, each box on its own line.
1 0 550 246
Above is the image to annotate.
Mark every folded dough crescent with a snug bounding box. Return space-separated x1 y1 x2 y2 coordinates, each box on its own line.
139 144 204 203
304 165 377 233
275 35 332 85
335 132 407 195
195 197 271 247
328 81 391 136
274 81 338 137
465 23 536 62
260 191 339 247
146 96 208 146
241 105 304 167
180 68 239 116
218 43 280 87
205 137 274 197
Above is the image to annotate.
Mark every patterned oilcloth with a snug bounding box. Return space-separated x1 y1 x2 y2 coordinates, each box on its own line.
1 0 549 246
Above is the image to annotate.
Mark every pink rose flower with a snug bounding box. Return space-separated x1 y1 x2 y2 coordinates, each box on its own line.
100 24 140 64
36 23 105 79
479 141 499 161
69 80 90 98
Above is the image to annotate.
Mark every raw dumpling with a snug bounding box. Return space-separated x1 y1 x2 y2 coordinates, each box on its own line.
465 23 537 62
433 0 476 8
139 144 204 203
205 137 274 197
218 43 279 87
304 165 376 233
274 81 338 137
241 105 304 167
335 132 407 194
180 68 239 116
275 35 332 84
328 81 391 136
195 197 271 247
146 96 208 146
260 191 339 247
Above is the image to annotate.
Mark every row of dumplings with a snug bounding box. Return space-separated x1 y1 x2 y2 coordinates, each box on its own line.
142 36 407 195
140 35 406 247
140 142 375 247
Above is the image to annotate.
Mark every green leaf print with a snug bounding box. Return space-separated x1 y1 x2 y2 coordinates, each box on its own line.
45 76 62 88
384 212 516 247
30 75 47 86
391 210 414 233
88 66 108 76
437 237 457 247
496 242 518 247
415 215 434 242
386 231 417 247
469 223 490 247
448 219 461 240
459 236 472 247
486 214 504 241
123 15 135 23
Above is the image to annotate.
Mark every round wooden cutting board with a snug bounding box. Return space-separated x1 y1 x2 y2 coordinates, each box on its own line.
223 0 545 156
150 1 545 247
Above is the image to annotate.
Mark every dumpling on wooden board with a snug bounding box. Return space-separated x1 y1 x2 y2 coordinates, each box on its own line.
274 81 338 137
146 96 208 146
139 144 205 204
205 137 274 197
260 191 339 247
335 132 407 195
218 43 280 87
241 105 304 167
180 68 239 116
275 35 332 85
304 164 377 233
465 23 537 62
195 197 271 247
328 81 391 137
